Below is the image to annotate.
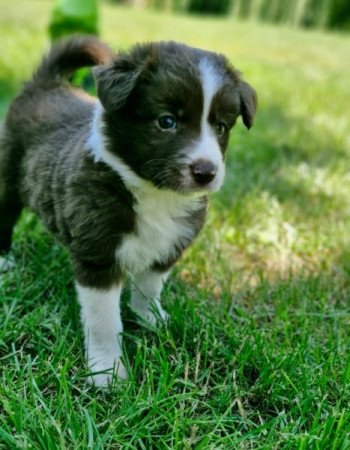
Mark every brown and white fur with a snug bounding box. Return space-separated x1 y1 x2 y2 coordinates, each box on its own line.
0 36 257 386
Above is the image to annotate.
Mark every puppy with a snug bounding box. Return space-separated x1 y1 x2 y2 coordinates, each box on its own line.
0 36 257 386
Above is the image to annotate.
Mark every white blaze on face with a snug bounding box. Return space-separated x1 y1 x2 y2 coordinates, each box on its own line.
188 58 225 191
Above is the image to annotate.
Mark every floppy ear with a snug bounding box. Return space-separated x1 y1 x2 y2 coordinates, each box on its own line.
239 80 258 129
93 59 141 112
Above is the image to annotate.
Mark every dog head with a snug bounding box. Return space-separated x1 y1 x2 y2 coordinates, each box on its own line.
92 41 257 193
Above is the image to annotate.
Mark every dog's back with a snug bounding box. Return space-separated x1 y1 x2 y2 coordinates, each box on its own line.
0 36 113 254
4 36 112 148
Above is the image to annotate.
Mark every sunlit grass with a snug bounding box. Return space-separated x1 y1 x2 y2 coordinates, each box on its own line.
1 0 350 448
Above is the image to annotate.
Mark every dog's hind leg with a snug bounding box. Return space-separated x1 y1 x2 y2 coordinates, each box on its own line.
0 199 21 254
0 188 21 272
0 128 22 263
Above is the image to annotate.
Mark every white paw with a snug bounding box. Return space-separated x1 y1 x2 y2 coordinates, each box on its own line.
130 303 170 326
152 305 170 324
0 255 15 273
87 357 127 388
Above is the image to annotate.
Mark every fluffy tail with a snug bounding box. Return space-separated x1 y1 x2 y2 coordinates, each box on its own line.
33 35 113 83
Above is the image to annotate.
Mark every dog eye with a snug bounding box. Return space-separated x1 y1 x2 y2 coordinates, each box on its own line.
215 122 228 137
157 114 177 130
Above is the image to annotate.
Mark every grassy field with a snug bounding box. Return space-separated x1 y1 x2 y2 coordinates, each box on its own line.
1 0 350 448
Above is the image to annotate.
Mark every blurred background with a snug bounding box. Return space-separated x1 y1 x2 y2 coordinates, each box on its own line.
110 0 350 30
0 0 349 291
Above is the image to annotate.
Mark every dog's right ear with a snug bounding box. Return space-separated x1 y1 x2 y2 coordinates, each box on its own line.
93 59 141 112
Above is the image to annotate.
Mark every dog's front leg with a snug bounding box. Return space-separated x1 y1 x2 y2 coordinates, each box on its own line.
76 283 127 387
130 270 170 325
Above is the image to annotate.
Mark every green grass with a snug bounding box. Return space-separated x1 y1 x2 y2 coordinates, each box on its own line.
1 0 350 448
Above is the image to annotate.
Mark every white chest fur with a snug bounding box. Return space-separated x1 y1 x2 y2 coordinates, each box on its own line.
116 188 203 274
86 101 204 274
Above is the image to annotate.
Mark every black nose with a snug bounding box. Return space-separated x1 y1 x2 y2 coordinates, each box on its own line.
190 160 217 185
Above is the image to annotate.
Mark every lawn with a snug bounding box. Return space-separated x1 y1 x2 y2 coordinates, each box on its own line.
1 0 350 448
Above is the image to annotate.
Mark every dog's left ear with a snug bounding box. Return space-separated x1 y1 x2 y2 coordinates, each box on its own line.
93 59 141 112
239 80 258 129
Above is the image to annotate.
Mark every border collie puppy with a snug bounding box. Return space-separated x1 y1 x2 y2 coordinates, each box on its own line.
0 36 257 386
